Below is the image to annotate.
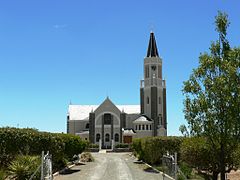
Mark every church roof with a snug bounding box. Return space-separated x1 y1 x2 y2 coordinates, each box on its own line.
122 128 136 135
133 115 152 123
147 31 159 57
68 104 140 120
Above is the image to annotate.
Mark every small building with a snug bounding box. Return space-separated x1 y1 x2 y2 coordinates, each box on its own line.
67 32 167 148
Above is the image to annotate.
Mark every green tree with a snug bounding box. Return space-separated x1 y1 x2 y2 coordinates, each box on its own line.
182 11 240 180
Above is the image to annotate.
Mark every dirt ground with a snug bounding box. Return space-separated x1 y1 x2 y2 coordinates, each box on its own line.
226 170 240 180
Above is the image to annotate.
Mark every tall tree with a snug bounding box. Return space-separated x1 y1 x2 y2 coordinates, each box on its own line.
182 12 240 180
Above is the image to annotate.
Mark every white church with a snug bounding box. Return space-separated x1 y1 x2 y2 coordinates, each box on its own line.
67 32 167 148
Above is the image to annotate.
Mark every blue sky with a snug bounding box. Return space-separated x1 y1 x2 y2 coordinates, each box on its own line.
0 1 239 135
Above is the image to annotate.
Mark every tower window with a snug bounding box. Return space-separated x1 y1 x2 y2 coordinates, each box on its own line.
158 65 162 79
147 97 149 104
145 65 149 78
159 97 161 104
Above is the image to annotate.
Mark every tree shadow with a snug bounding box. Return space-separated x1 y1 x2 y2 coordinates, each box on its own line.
59 169 81 175
143 167 159 174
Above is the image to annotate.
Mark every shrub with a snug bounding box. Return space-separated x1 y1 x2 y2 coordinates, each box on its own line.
131 138 145 160
8 155 40 180
87 143 99 149
180 137 213 170
80 152 94 162
0 169 7 180
115 143 129 148
60 134 87 159
132 136 183 165
0 127 87 171
179 162 192 178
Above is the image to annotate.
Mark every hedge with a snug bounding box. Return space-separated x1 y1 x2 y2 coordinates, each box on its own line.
0 127 87 171
131 136 183 165
115 143 129 148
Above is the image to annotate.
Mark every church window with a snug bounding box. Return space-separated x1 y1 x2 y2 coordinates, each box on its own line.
104 113 111 125
105 134 110 142
146 124 149 130
139 124 141 130
142 125 145 130
147 97 149 104
85 123 89 129
115 134 119 142
158 65 162 79
145 65 149 78
158 114 162 125
96 134 100 142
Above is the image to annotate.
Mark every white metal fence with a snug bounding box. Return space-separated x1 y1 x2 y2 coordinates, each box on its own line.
29 151 52 180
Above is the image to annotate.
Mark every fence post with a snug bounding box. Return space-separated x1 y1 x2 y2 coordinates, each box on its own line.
41 151 44 180
174 152 177 180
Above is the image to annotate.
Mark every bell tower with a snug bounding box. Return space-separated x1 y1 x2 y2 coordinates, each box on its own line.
140 31 167 136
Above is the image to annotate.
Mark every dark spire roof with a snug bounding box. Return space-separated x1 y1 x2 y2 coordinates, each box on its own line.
147 31 159 57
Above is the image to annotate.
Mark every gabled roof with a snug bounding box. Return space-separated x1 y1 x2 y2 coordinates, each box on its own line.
133 114 152 123
94 97 121 114
147 31 159 57
68 104 140 120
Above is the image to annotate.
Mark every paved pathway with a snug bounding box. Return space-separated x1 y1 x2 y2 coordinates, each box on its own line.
55 152 172 180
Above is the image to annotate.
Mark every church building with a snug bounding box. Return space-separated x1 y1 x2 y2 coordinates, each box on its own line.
67 32 167 148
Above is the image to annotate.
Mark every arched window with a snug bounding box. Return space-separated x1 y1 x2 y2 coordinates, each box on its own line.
115 134 119 142
104 114 112 125
85 123 89 129
96 134 100 142
105 133 110 142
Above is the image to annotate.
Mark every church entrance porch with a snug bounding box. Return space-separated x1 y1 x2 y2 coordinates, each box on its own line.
123 136 132 144
103 133 111 149
122 128 136 144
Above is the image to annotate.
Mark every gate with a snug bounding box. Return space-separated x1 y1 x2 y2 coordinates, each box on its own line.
29 151 52 180
41 151 53 180
162 152 187 180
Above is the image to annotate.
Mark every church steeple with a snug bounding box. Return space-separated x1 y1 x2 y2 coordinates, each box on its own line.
141 31 167 136
147 31 159 57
